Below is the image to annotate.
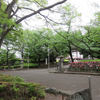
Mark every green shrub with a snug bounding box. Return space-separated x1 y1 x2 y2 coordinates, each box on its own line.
10 66 14 69
63 59 69 65
14 60 20 65
14 63 39 69
23 63 38 68
64 59 69 62
24 59 35 63
0 74 24 82
0 74 46 100
13 65 20 69
0 63 39 70
0 66 8 70
0 82 45 100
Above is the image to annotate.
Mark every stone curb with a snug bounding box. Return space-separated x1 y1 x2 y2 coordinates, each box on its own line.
50 71 100 76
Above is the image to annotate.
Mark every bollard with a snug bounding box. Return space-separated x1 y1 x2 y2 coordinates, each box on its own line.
88 76 92 100
62 95 64 100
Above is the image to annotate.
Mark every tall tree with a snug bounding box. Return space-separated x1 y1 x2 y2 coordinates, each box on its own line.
0 0 67 47
83 26 100 58
1 27 22 66
52 3 81 62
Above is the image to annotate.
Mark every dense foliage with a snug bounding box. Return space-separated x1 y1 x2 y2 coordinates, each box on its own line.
0 0 67 47
0 74 46 100
0 1 100 68
0 74 24 82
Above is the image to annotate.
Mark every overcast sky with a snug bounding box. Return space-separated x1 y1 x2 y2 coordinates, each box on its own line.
22 0 100 29
67 0 100 24
49 0 100 25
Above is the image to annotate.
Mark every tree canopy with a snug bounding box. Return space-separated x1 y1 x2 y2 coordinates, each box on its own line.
0 0 67 47
0 1 100 68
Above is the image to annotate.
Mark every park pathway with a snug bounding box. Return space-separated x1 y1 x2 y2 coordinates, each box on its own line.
0 67 100 100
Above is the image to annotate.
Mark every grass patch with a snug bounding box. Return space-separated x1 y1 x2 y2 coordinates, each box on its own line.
79 59 100 62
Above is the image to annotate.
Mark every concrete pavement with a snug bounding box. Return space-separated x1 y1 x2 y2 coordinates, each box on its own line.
0 68 100 100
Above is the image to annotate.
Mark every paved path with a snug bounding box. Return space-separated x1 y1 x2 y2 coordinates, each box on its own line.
0 68 100 100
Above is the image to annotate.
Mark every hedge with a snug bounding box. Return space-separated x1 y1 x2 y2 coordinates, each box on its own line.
0 63 39 70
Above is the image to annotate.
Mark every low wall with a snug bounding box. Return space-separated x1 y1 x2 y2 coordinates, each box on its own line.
45 88 91 100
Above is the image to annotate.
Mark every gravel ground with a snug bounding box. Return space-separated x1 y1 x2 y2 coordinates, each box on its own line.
0 68 100 100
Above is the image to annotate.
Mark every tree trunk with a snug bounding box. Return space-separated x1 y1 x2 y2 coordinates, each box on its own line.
69 45 74 62
38 54 41 67
0 29 12 48
6 47 9 66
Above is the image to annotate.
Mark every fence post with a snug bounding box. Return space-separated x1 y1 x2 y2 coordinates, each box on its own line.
88 76 92 100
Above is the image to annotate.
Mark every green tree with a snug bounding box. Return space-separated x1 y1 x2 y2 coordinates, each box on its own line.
0 48 16 66
0 0 67 47
78 12 100 59
83 26 100 58
0 27 22 67
23 28 52 66
0 49 7 65
52 3 81 62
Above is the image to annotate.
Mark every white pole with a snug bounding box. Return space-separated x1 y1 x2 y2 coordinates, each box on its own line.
28 47 29 69
45 58 48 65
88 76 92 100
48 48 50 71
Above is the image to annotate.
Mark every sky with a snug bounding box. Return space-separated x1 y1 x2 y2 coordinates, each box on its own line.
22 0 100 30
67 0 100 25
